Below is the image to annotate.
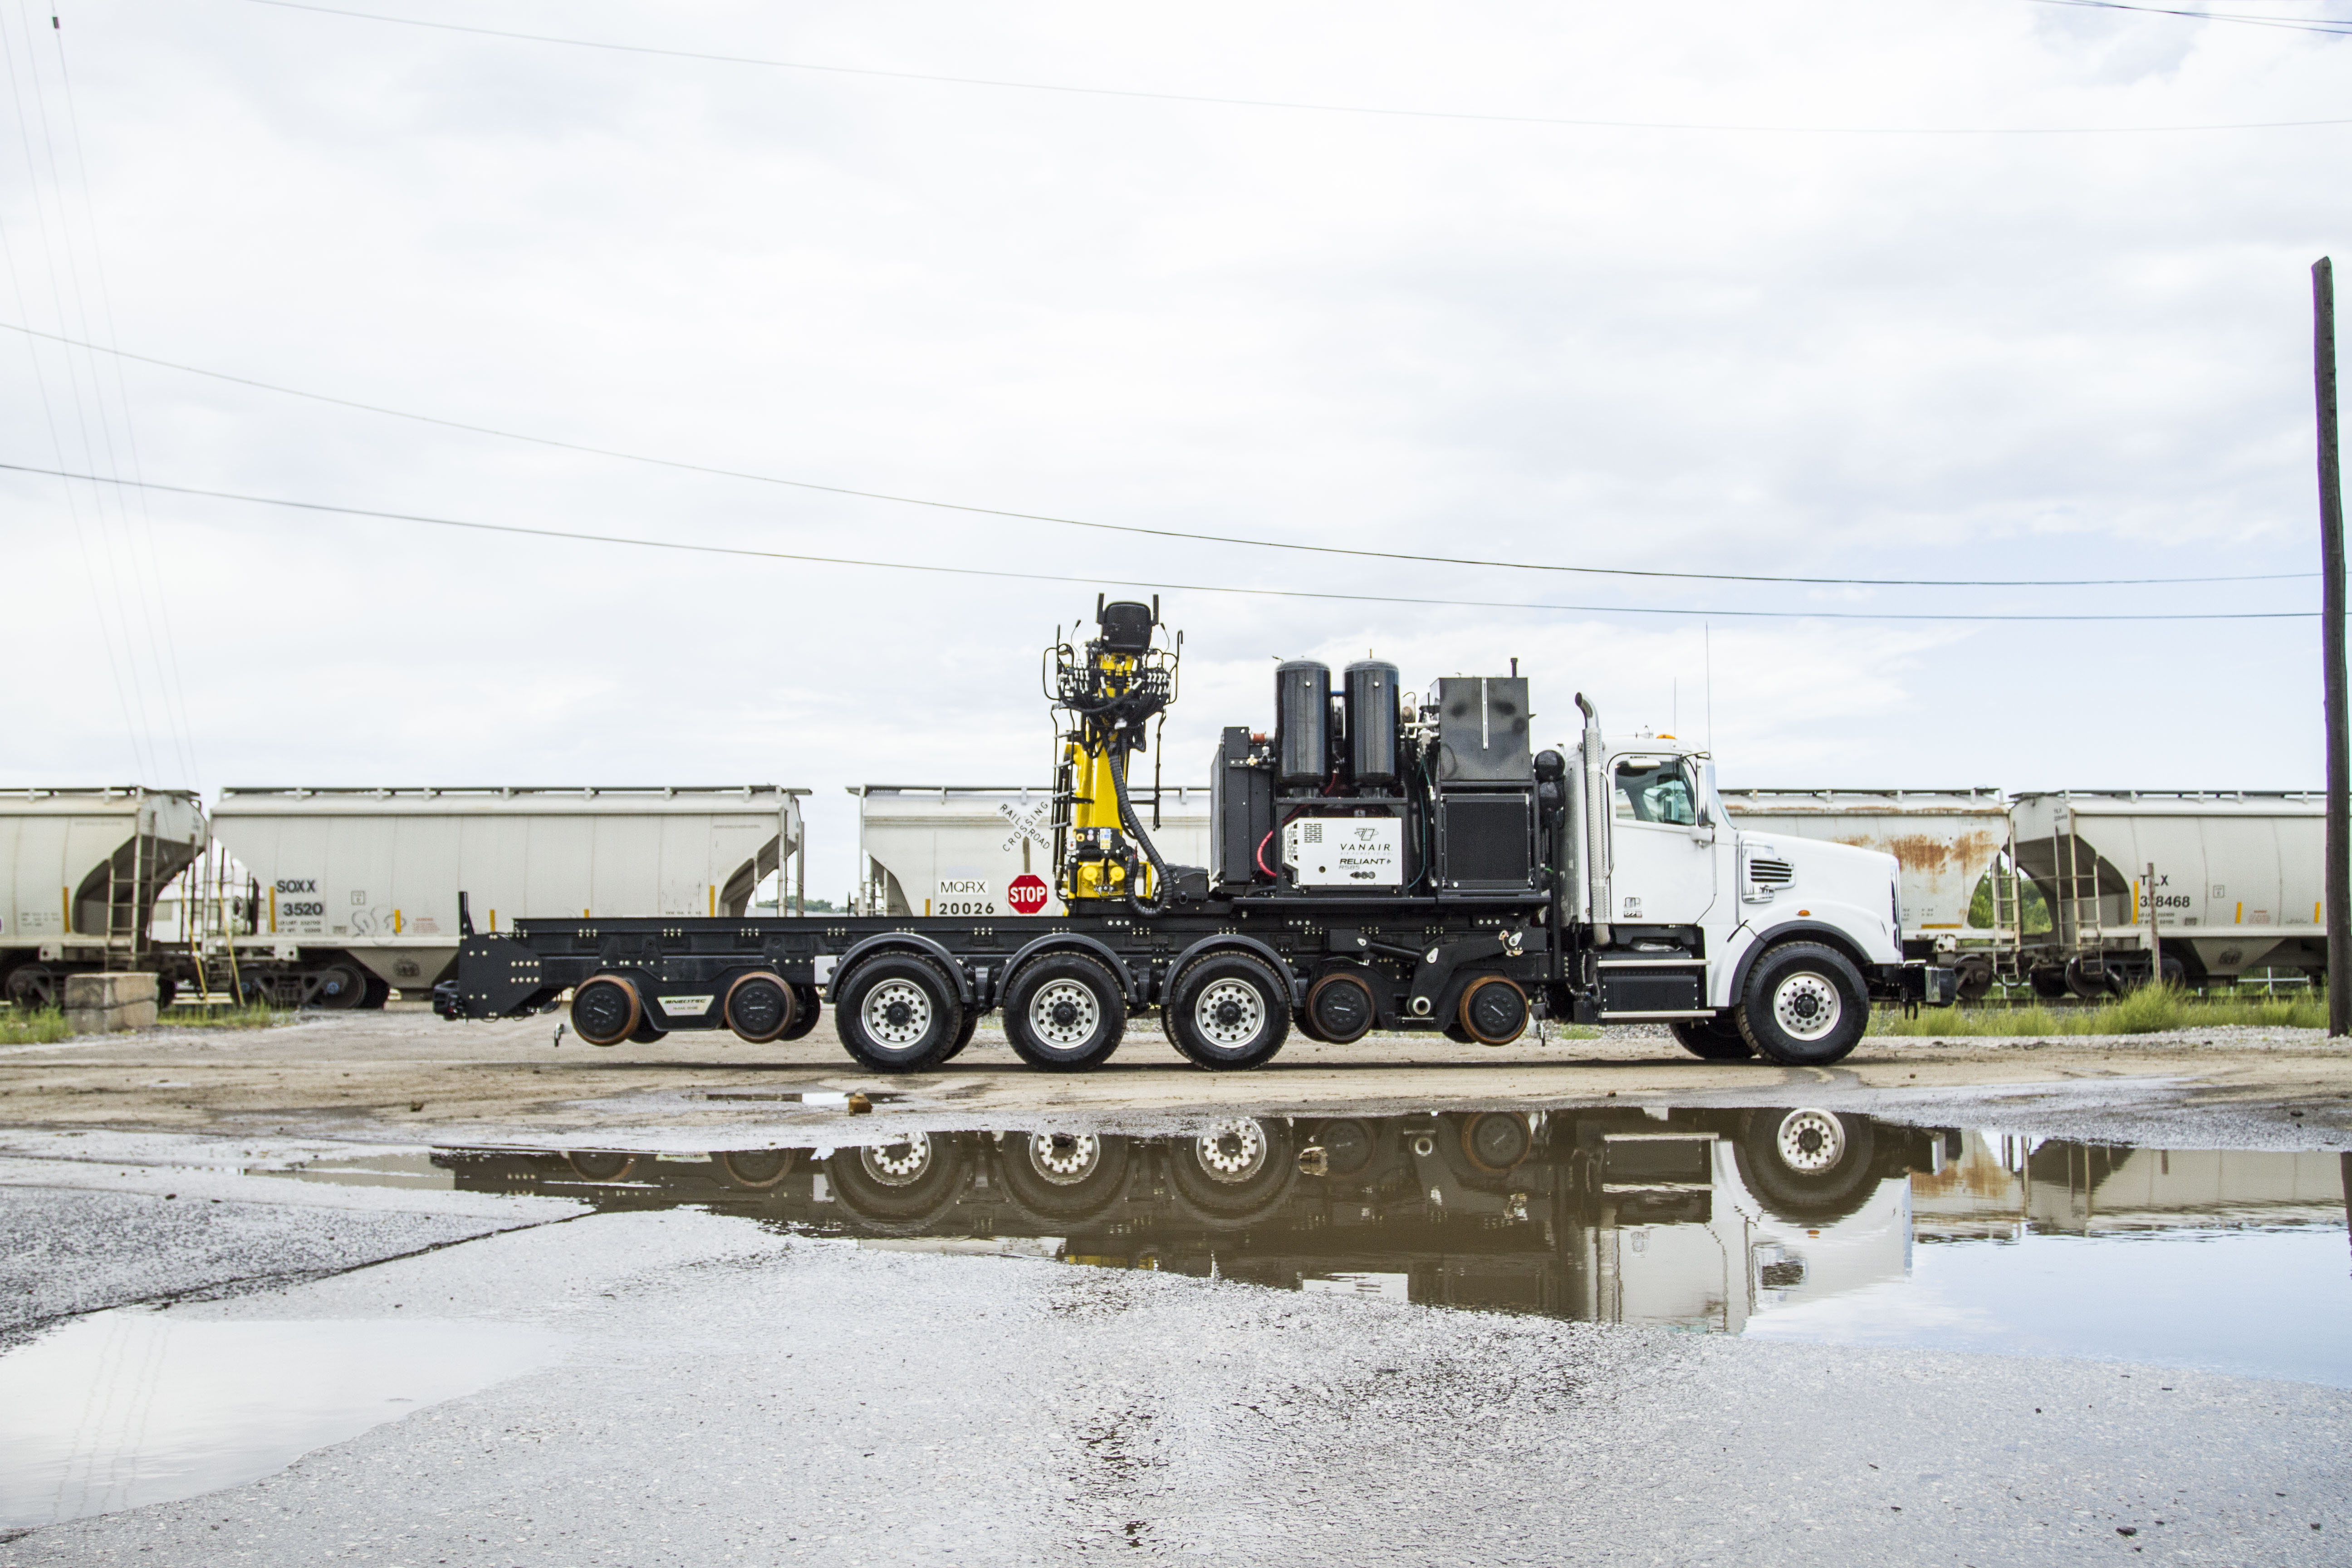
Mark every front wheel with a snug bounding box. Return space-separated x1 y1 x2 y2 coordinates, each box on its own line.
1004 953 1127 1071
1165 954 1291 1071
1735 943 1868 1066
1670 1014 1755 1061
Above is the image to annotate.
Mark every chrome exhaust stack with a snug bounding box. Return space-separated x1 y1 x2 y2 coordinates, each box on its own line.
1575 693 1611 946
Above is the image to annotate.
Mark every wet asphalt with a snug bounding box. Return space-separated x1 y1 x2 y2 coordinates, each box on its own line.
0 1142 2333 1568
3 1017 2350 1564
0 1204 2344 1566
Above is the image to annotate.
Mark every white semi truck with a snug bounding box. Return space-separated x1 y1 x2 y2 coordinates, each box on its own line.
448 600 1953 1069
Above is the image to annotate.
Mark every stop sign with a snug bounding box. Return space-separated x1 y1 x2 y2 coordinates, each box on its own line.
1007 873 1049 915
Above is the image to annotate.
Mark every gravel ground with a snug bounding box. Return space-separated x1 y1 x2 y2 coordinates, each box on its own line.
2 1006 2347 1152
0 1185 567 1347
2 1209 2345 1567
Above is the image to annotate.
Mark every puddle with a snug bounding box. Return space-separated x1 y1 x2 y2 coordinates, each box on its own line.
309 1111 2351 1386
247 1151 453 1190
0 1311 564 1529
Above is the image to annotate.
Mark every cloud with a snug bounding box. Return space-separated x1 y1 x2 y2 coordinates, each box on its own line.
0 0 2338 896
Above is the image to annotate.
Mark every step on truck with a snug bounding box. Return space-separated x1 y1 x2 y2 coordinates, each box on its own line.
440 598 1955 1068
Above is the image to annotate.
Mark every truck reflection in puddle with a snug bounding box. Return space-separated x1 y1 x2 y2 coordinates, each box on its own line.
434 1109 1976 1333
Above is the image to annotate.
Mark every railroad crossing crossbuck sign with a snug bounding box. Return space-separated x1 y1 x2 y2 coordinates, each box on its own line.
998 799 1050 853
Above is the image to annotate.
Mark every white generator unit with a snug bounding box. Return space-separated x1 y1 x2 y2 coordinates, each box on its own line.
0 787 206 1008
854 785 1211 919
211 785 806 1002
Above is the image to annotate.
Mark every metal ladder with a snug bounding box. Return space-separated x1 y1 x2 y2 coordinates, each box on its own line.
2055 823 2105 980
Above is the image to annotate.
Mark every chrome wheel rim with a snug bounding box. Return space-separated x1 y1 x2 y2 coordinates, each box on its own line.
1774 1109 1847 1174
1026 1132 1100 1185
860 1132 933 1186
1771 972 1842 1041
1027 980 1099 1049
1193 979 1264 1049
1194 1118 1268 1184
862 979 932 1047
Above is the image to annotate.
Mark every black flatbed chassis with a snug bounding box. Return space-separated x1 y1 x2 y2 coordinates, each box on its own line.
445 895 1566 1035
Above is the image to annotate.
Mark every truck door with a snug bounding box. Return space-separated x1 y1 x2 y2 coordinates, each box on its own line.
1607 754 1718 928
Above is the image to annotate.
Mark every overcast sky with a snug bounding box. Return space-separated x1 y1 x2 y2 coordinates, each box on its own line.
3 0 2346 900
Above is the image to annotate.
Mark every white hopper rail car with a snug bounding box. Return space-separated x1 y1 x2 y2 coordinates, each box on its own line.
2008 790 2323 997
209 785 808 1007
853 784 1211 920
0 787 206 1008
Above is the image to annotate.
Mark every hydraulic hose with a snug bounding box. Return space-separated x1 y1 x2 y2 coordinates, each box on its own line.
1107 741 1172 914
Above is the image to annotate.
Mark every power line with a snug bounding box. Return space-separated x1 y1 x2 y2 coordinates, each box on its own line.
0 458 2323 623
0 320 2312 591
244 0 2352 135
2028 0 2352 36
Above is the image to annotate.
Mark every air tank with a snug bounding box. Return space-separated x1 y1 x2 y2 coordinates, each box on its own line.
1344 660 1401 786
1275 660 1331 787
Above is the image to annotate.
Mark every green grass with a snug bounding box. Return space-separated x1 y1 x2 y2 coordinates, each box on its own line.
0 1001 289 1043
1872 987 2328 1037
0 1008 74 1045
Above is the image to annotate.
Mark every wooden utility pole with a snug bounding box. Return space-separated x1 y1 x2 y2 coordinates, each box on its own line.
2316 259 2350 1038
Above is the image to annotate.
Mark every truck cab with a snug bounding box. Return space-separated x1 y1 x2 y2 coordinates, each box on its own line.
1564 727 1951 1062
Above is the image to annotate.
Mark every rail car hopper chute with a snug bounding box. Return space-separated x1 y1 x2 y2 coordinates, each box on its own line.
0 787 205 1009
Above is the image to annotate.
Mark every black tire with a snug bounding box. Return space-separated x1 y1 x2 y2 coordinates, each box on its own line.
1953 959 1996 1003
1305 972 1377 1045
2027 965 2069 1000
1670 1014 1755 1061
153 974 180 1009
1732 1107 1880 1224
572 975 642 1046
359 974 391 1009
835 953 964 1073
715 1148 796 1190
996 1131 1135 1220
1166 1117 1298 1220
939 1005 982 1063
1734 943 1869 1066
627 1018 669 1044
1307 1117 1375 1177
779 984 822 1042
1457 975 1529 1045
565 1150 638 1182
1165 953 1291 1070
1004 953 1127 1071
825 1132 968 1228
1458 1111 1532 1174
723 971 796 1043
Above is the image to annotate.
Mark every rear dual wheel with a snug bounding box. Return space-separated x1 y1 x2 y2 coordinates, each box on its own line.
1004 953 1126 1071
1165 954 1290 1071
835 954 964 1073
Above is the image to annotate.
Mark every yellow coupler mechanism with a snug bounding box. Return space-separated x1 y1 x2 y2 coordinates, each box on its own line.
1050 597 1179 909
